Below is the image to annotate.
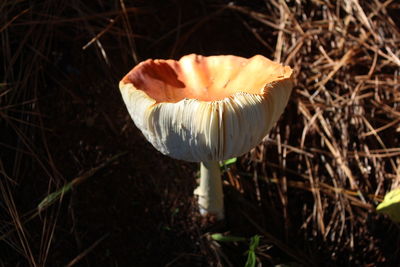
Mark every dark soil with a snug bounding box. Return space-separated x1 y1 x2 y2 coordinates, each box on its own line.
1 0 400 266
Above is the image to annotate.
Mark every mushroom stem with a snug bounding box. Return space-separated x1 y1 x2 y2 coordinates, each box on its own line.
194 161 224 220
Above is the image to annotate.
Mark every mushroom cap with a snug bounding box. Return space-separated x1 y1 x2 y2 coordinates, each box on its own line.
120 54 293 162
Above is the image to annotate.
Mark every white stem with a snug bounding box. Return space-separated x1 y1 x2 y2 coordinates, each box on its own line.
194 161 224 220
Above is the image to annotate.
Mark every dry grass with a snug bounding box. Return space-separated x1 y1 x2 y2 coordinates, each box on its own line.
235 0 400 265
1 0 400 266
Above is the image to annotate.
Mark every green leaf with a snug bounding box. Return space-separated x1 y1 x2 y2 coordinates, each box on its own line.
211 233 246 242
377 188 400 222
220 157 237 167
245 251 257 267
171 208 179 216
245 235 260 267
162 225 171 231
37 181 74 212
36 151 127 213
249 235 260 251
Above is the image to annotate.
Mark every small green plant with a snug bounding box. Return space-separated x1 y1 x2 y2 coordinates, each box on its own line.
377 188 400 223
211 233 246 242
196 157 237 177
220 157 237 168
37 152 126 213
245 235 260 267
211 233 260 267
38 182 74 212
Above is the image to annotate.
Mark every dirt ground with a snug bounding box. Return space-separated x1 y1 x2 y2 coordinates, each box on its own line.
1 0 400 266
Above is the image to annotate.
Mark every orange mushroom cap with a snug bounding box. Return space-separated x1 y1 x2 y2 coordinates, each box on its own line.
120 54 293 162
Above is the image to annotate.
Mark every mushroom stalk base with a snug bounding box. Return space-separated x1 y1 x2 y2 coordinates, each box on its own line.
194 161 224 220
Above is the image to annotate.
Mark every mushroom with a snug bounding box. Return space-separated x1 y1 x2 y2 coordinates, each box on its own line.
119 54 293 220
